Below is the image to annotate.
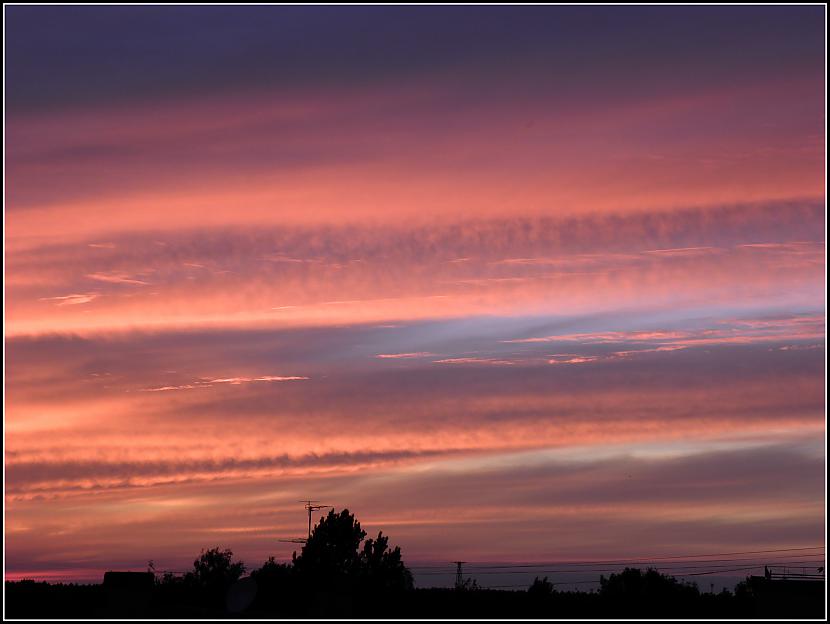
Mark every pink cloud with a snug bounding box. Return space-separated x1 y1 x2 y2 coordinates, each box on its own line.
38 293 99 306
139 375 309 392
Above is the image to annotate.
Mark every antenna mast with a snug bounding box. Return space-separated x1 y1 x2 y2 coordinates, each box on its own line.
277 499 332 546
300 500 331 539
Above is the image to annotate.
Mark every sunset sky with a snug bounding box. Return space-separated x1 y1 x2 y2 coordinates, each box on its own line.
4 6 826 587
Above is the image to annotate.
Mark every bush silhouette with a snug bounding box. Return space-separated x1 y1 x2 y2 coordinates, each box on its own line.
528 576 555 597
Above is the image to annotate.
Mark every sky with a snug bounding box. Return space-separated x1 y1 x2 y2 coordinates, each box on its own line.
4 6 826 588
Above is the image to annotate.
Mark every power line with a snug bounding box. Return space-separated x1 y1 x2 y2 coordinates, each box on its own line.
410 555 827 573
413 560 825 577
465 546 826 568
441 563 827 589
408 546 825 570
410 557 826 572
418 562 824 575
484 579 601 589
681 566 768 577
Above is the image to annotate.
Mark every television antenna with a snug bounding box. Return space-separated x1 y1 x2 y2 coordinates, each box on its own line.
277 499 332 545
299 500 331 539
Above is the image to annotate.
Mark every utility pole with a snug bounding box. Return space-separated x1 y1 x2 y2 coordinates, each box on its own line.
454 561 466 590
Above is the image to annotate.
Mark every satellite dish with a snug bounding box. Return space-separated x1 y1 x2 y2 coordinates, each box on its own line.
225 576 257 613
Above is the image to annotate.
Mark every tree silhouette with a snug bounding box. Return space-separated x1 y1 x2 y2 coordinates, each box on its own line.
599 567 699 617
293 509 366 580
251 556 292 581
187 547 245 603
292 508 413 595
600 567 698 598
359 531 414 592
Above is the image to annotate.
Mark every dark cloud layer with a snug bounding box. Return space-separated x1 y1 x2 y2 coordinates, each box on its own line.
6 6 823 113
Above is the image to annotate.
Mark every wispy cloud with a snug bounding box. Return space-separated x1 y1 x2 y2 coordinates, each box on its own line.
86 272 150 286
504 315 825 348
6 202 823 336
643 246 720 256
433 357 517 366
547 355 603 365
38 293 99 306
139 375 309 392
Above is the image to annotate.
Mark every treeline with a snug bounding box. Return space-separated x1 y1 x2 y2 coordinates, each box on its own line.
154 509 413 617
5 509 825 619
